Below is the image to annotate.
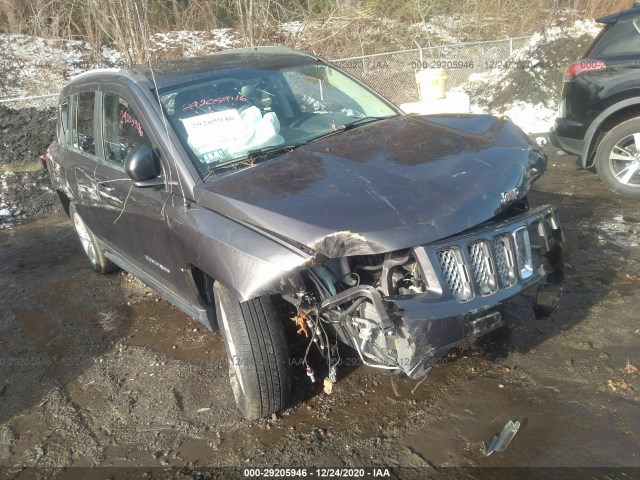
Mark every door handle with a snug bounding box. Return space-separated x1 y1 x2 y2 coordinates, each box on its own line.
97 182 115 192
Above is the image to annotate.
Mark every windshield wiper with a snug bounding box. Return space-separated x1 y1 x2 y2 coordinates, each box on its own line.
246 144 300 158
202 144 300 181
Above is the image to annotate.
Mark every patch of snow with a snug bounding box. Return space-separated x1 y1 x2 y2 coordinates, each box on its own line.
280 21 307 36
101 45 122 64
468 100 556 134
0 28 240 98
502 101 557 134
149 29 239 57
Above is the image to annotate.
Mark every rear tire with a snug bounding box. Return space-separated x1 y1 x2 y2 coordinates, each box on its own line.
70 204 116 274
214 282 292 419
595 118 640 198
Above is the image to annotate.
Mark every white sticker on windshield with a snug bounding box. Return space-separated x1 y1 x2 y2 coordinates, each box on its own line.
181 109 245 152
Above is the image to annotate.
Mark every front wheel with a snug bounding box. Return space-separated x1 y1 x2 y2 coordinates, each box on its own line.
594 118 640 198
214 282 292 419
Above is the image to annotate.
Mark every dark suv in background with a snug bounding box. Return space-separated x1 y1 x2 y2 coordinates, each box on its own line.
550 2 640 197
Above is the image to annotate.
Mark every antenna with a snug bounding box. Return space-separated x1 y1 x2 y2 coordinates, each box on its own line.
133 3 188 211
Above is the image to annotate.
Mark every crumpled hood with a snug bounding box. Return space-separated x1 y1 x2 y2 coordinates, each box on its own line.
193 114 547 257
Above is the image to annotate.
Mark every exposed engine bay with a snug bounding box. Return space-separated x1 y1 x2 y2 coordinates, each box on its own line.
282 204 564 384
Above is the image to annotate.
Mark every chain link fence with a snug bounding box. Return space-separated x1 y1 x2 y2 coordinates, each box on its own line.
334 36 532 105
0 93 58 111
0 36 532 111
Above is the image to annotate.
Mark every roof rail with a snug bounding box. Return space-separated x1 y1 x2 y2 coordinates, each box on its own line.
68 67 125 82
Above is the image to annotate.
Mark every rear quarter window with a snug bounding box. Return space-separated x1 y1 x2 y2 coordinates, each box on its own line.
71 92 96 155
58 100 69 145
589 20 640 57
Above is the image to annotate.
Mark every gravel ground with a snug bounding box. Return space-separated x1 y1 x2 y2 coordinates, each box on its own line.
0 146 639 480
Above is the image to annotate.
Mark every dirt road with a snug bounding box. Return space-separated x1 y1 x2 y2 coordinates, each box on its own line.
0 147 639 477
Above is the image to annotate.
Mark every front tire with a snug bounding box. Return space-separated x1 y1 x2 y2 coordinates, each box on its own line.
70 204 116 274
214 282 292 419
595 118 640 198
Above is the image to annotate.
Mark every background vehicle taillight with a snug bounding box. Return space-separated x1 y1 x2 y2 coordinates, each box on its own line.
564 60 606 82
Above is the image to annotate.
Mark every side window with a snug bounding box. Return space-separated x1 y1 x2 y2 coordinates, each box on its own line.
58 100 69 145
72 92 96 155
102 92 152 167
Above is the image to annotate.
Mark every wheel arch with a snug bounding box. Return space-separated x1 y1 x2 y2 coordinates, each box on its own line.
582 100 640 168
186 265 219 331
56 189 72 217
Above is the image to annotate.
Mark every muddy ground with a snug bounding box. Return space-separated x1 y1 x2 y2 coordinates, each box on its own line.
0 146 639 479
0 106 56 168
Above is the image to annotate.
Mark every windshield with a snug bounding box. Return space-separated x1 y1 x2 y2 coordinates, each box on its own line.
158 61 398 176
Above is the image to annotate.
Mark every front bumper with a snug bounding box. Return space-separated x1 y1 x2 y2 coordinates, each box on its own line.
323 206 564 378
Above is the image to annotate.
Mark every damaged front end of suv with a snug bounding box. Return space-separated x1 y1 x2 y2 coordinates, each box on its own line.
285 205 563 381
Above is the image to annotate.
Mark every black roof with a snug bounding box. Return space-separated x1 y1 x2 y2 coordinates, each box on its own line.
131 46 319 89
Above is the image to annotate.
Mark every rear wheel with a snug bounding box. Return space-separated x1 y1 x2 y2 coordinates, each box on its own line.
595 118 640 198
70 204 116 274
214 282 292 419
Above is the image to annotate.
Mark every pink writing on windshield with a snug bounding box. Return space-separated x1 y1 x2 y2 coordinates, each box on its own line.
182 95 247 111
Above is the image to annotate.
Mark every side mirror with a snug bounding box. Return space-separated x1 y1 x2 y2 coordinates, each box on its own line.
124 146 164 188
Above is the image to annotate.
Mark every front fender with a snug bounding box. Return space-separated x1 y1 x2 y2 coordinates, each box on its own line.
168 203 312 302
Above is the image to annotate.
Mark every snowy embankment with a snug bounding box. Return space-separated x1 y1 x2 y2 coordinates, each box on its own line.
460 20 601 134
0 29 239 99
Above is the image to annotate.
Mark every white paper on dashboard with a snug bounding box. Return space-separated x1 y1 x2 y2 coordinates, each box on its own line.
181 109 245 152
182 107 284 162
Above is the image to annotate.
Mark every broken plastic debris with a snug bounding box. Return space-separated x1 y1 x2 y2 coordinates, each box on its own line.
323 377 333 395
483 420 521 456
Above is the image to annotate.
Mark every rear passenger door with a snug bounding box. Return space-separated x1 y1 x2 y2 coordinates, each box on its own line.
68 91 103 227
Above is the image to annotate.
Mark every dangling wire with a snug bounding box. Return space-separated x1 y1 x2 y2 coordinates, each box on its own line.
301 308 343 385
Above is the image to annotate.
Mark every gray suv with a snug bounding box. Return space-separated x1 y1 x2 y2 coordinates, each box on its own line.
47 47 564 419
